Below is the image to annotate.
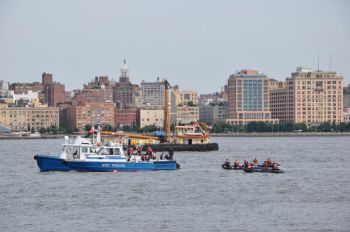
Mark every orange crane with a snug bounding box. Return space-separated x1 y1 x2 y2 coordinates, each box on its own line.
163 79 171 142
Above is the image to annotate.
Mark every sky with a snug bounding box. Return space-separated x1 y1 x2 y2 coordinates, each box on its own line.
0 0 349 93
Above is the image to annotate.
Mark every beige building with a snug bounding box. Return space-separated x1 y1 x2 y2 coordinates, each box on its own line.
66 102 115 129
0 104 59 131
226 69 278 125
270 67 343 125
171 86 199 124
137 108 164 128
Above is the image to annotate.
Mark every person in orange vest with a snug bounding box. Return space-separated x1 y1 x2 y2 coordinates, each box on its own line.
146 146 153 156
127 147 134 156
263 161 268 168
267 158 272 165
272 163 278 170
137 146 142 155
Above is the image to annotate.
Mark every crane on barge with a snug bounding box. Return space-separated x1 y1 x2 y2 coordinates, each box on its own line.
95 79 218 151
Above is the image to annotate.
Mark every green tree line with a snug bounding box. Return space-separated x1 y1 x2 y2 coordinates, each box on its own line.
211 121 350 133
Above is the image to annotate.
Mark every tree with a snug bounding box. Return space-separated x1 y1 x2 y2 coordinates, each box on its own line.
213 123 223 133
104 124 113 131
50 125 58 134
31 127 35 133
65 127 73 134
85 124 92 132
39 127 47 134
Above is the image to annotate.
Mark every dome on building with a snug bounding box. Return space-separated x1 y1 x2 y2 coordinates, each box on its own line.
119 59 130 83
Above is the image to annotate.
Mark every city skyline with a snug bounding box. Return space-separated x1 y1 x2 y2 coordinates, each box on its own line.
1 0 350 93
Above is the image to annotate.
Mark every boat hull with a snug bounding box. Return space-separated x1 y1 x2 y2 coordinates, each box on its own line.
65 160 179 172
243 167 284 173
34 154 71 172
221 164 243 170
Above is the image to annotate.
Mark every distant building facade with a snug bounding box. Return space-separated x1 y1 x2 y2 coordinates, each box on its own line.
66 102 115 129
115 108 137 127
344 84 350 109
0 104 59 131
226 69 278 125
137 107 164 128
140 77 165 108
113 60 141 109
199 103 227 125
270 67 343 125
171 86 199 124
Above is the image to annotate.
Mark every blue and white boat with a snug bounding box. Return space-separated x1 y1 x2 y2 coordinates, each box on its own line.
34 133 179 172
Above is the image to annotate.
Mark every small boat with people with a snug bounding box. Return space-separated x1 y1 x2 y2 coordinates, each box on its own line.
221 158 284 173
34 130 180 172
221 159 244 170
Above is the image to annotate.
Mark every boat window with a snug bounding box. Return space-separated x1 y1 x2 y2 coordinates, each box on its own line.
90 147 96 153
114 149 121 155
81 147 88 153
99 149 110 155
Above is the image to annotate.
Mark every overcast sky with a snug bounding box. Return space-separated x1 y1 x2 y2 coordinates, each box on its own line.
0 0 349 93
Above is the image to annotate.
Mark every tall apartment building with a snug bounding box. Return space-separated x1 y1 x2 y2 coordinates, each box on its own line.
344 84 350 109
270 67 343 125
171 86 199 124
0 104 59 131
140 77 165 108
113 60 140 109
226 69 278 125
42 73 65 107
66 102 115 129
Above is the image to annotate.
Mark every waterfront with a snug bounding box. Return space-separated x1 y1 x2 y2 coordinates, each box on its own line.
0 136 350 231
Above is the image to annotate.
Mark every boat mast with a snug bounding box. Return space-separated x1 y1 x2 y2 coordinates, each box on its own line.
163 79 171 142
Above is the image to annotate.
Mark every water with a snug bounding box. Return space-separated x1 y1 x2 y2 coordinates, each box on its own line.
0 136 350 232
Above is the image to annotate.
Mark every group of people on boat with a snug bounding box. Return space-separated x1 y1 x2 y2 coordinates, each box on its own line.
223 157 281 170
126 145 172 162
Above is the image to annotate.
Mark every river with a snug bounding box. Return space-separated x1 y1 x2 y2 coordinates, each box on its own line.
0 136 349 231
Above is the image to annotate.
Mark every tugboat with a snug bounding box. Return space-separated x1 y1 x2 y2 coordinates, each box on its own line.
34 131 180 172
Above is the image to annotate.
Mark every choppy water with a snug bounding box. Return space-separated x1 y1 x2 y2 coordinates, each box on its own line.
0 136 350 232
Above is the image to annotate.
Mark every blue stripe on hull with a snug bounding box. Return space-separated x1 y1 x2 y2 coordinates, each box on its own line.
66 160 178 172
66 161 155 171
34 155 71 172
154 161 178 170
